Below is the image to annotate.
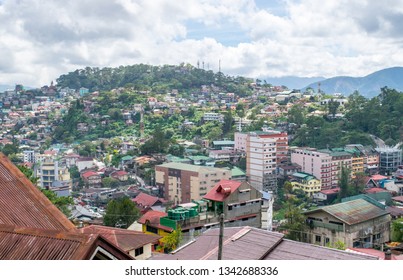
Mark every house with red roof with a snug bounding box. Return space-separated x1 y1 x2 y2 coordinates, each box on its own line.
132 192 166 214
111 170 129 181
203 179 263 228
81 170 102 188
135 210 173 237
79 225 161 260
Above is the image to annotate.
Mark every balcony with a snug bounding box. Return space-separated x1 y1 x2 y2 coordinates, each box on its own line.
309 220 344 232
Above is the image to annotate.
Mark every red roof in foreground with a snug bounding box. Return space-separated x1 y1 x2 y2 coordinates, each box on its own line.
79 225 160 253
137 210 172 233
203 180 242 202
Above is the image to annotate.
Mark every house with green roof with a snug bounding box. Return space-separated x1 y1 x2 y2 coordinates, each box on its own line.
304 198 391 248
290 172 321 197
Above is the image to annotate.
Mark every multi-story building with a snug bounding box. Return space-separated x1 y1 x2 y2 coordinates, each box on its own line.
290 148 333 190
155 162 231 204
235 131 288 193
36 158 72 194
304 198 391 248
345 144 379 175
375 147 402 176
203 112 224 123
23 150 36 164
289 172 321 197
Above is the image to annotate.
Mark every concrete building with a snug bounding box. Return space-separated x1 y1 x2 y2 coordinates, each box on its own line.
290 148 333 190
155 162 231 204
304 199 391 249
23 150 36 164
291 148 352 190
36 158 72 194
235 131 288 193
375 147 402 176
290 172 321 197
202 112 224 123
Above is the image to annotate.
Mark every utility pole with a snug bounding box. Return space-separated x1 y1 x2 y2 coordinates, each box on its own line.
218 213 224 260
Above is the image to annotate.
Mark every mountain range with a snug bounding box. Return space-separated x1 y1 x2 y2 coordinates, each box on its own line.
302 67 403 97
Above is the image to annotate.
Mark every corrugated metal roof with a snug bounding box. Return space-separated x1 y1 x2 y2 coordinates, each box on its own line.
152 226 377 260
306 198 389 225
0 153 76 231
0 224 96 260
203 180 243 202
79 225 161 253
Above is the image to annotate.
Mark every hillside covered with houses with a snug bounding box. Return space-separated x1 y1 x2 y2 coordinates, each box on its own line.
0 63 402 260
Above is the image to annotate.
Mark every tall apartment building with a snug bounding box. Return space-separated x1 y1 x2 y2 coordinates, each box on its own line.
235 131 288 193
155 162 231 204
36 158 72 195
291 148 333 190
23 150 36 164
345 144 379 175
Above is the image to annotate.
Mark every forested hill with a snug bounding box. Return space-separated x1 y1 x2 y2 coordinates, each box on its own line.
56 63 254 96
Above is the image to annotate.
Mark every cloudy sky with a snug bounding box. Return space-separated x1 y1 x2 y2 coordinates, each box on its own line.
1 0 403 87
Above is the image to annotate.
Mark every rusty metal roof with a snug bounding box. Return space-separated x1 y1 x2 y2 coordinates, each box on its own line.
305 198 389 225
0 153 76 231
79 225 161 253
0 224 132 260
151 226 376 260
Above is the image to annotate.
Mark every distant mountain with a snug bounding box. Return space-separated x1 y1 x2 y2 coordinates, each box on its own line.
302 67 403 97
259 76 325 90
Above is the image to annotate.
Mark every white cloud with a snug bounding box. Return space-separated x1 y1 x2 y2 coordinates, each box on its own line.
0 0 402 86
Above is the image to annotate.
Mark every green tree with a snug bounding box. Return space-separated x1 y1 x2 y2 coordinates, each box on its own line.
327 99 340 118
103 197 140 228
160 225 183 253
17 164 38 185
338 164 351 200
391 218 403 242
41 189 74 217
281 198 307 242
102 177 120 188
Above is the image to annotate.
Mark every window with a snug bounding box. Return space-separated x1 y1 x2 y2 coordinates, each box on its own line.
135 247 144 257
315 235 321 243
146 225 158 234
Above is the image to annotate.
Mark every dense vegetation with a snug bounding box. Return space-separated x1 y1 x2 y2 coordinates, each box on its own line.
290 87 403 148
56 63 254 96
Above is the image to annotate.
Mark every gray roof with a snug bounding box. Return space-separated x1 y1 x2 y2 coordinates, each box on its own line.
151 226 377 260
305 199 389 225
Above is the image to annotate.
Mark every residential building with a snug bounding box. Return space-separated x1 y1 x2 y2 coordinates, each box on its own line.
203 112 224 123
375 147 402 176
76 157 95 172
212 140 235 150
291 148 352 190
155 162 231 204
235 131 288 193
304 198 391 248
346 144 379 175
132 192 166 214
290 172 321 197
203 180 263 229
23 150 36 163
81 170 102 188
79 225 160 260
111 170 129 181
152 226 377 260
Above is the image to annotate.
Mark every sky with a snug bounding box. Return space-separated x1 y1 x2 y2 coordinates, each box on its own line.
1 0 403 87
